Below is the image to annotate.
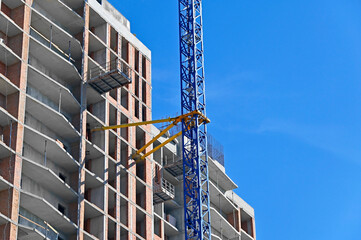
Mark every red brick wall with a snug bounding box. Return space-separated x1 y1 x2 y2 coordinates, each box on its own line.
11 5 25 28
1 3 11 18
8 33 23 57
0 189 12 217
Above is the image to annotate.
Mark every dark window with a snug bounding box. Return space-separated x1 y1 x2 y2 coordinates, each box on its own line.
142 106 147 121
96 0 102 4
135 100 139 119
58 204 66 214
59 173 66 182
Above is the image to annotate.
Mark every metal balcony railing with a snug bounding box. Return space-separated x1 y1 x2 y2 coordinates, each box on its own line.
18 214 59 240
153 178 175 204
88 59 132 94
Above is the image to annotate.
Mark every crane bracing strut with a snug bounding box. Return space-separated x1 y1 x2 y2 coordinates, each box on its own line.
92 110 210 162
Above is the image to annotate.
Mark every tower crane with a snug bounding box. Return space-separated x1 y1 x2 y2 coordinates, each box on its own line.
92 1 211 239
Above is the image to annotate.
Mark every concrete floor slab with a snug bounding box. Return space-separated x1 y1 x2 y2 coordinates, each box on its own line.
0 107 17 127
209 181 237 214
210 207 240 240
209 158 238 192
0 12 22 37
84 199 104 220
20 191 78 234
26 95 80 140
85 138 106 160
0 41 21 66
22 158 78 202
0 213 9 226
31 9 82 60
17 224 52 240
29 36 81 84
32 0 84 35
23 125 79 171
241 229 254 240
83 229 98 240
2 0 23 9
0 73 19 96
0 176 11 191
85 168 104 190
0 141 13 159
27 65 80 115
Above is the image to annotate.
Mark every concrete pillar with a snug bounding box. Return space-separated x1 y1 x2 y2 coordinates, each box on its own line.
251 216 256 239
102 23 112 240
115 32 123 240
77 3 90 240
127 43 137 240
1 1 33 239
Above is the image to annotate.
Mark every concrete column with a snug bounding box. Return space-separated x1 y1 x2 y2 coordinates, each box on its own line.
127 43 137 240
78 3 90 240
1 1 32 239
251 216 256 239
102 23 112 240
115 32 122 240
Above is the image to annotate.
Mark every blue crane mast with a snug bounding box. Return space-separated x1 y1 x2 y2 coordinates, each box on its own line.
178 0 211 239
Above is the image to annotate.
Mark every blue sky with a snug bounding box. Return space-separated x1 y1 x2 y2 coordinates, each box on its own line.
109 0 361 239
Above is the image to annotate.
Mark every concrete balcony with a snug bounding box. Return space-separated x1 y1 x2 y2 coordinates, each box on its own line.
18 224 58 240
209 158 237 192
20 190 78 235
32 0 84 36
25 95 80 141
31 9 83 60
22 157 78 202
153 178 175 204
210 207 240 240
28 35 81 86
27 65 80 116
23 125 79 171
209 181 237 216
18 214 59 240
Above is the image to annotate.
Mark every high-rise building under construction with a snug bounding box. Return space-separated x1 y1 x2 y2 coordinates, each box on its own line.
0 0 256 239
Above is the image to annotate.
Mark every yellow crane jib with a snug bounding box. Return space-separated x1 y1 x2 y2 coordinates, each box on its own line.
91 110 210 162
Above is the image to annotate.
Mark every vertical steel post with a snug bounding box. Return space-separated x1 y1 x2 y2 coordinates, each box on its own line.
44 140 47 166
50 25 53 49
178 0 211 239
68 41 72 62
